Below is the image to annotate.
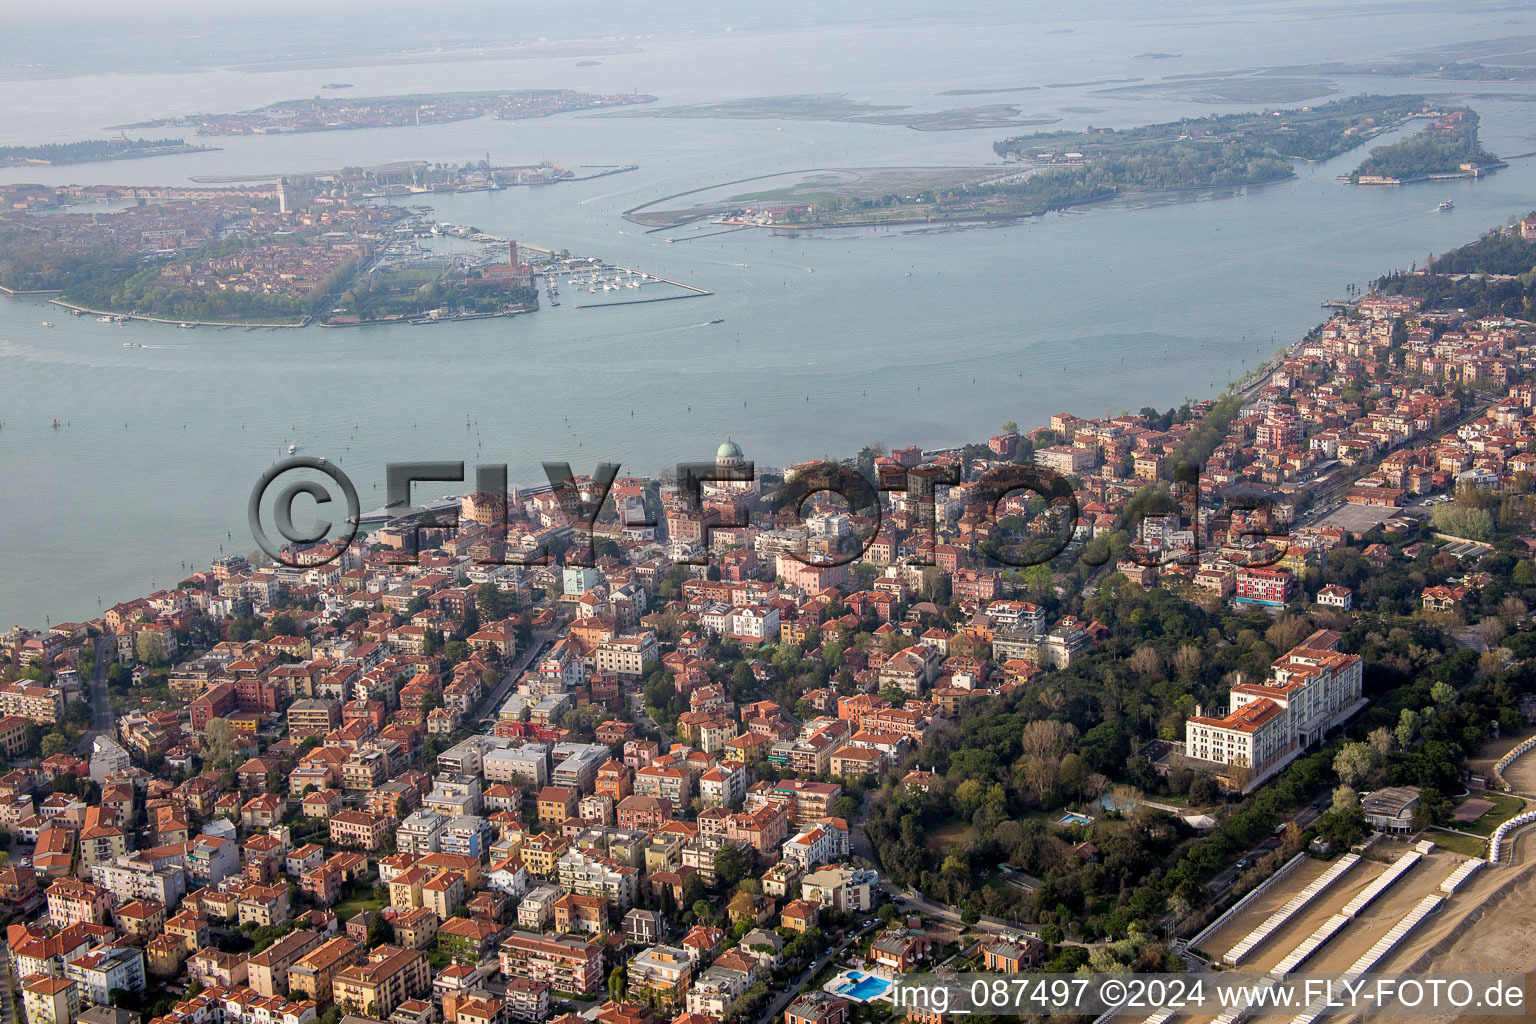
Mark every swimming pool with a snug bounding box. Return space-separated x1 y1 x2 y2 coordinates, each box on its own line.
837 972 893 1001
1058 811 1093 826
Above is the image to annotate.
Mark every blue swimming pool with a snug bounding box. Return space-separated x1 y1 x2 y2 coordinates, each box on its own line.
838 972 893 1001
1058 811 1093 826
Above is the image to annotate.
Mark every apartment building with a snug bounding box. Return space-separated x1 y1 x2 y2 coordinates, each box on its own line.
287 935 364 1006
329 809 389 851
331 945 430 1019
246 928 322 997
497 931 603 996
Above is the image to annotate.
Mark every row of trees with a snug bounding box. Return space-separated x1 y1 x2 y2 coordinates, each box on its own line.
0 137 192 165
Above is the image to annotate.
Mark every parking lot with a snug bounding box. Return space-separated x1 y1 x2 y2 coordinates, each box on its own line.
1314 501 1396 534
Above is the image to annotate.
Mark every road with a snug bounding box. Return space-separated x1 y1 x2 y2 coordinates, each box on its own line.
84 635 113 748
473 630 552 723
1206 792 1331 897
756 917 882 1024
0 943 16 1024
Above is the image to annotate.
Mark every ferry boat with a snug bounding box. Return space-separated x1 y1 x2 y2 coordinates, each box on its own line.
178 322 196 329
1437 200 1454 211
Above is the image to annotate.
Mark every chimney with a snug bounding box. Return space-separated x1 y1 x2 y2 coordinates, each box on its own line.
1195 704 1204 718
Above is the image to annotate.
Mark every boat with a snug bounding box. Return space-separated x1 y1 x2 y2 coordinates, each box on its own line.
708 318 725 325
96 315 113 323
287 444 297 454
41 321 52 327
178 322 196 329
1437 200 1454 211
122 341 141 348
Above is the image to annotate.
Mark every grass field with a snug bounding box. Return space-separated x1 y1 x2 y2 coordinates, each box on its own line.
1456 792 1526 837
1424 830 1488 857
925 821 974 854
333 895 383 921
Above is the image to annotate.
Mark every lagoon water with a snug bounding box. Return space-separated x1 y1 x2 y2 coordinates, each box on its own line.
4 1 1536 625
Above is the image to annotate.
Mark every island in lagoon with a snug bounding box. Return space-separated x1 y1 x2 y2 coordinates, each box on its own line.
0 136 218 168
113 88 657 136
0 182 538 326
0 176 700 327
630 95 1472 231
1346 109 1504 184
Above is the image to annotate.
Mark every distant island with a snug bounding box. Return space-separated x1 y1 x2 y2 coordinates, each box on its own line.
673 94 1444 230
321 82 353 89
0 181 537 326
1346 108 1503 184
114 88 656 136
588 93 1058 131
0 137 218 168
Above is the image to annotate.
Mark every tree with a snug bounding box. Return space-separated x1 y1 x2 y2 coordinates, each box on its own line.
1333 741 1378 788
1430 681 1457 705
1317 784 1366 848
1367 727 1396 757
1478 616 1508 649
1021 719 1077 760
1110 784 1144 817
1059 752 1089 799
135 631 166 667
1187 774 1217 806
608 966 627 1002
1395 708 1422 749
713 843 750 889
204 717 237 769
40 732 70 758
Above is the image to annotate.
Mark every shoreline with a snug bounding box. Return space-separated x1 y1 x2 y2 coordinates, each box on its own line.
317 307 534 327
1343 160 1509 185
0 144 220 170
45 297 309 329
712 172 1296 232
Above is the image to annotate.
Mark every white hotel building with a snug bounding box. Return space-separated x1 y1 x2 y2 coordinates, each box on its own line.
1185 630 1364 791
